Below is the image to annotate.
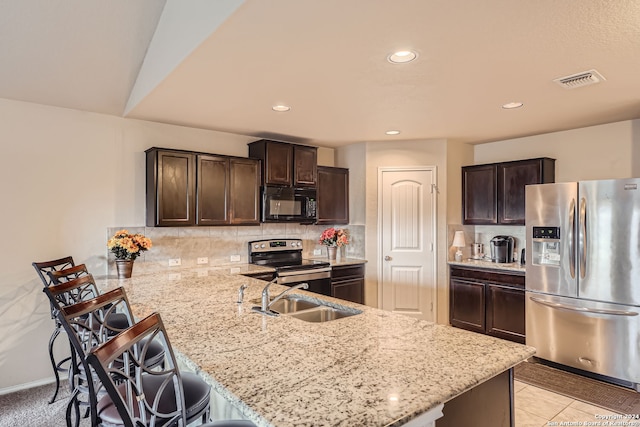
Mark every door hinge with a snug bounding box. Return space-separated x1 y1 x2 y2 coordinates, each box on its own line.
430 302 434 312
431 184 439 194
430 242 434 251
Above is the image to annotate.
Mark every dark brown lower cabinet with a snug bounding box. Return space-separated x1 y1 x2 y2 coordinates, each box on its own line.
449 266 525 344
331 264 364 304
450 278 485 334
486 283 525 343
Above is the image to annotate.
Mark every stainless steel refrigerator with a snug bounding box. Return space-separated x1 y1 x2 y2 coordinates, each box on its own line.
525 178 640 390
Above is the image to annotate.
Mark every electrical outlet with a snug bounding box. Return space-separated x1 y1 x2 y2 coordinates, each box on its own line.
230 254 241 262
313 249 322 256
168 258 181 267
197 257 209 265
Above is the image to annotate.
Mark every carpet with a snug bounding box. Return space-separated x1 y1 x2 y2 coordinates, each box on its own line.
0 382 90 427
515 361 640 414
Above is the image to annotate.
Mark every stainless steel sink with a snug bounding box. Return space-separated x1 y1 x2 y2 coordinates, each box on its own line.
268 297 320 314
288 306 359 323
250 295 362 322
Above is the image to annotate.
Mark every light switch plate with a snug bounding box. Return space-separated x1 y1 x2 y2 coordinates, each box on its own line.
169 258 181 267
313 249 322 256
230 254 241 262
197 257 209 265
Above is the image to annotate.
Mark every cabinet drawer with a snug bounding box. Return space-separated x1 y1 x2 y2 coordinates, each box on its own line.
331 264 365 280
450 266 524 288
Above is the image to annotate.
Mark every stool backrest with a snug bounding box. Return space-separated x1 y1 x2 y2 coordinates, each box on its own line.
32 256 75 287
86 312 186 427
44 274 101 311
48 264 90 284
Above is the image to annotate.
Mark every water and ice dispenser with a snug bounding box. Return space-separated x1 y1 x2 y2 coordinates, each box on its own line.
531 226 561 266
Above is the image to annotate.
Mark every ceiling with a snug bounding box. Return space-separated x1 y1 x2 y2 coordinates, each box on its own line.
2 0 640 148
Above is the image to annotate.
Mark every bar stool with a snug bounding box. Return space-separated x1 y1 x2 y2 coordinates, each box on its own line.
86 311 256 427
47 284 164 427
32 256 77 403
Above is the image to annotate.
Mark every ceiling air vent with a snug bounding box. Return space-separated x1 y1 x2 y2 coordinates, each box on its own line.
553 69 605 89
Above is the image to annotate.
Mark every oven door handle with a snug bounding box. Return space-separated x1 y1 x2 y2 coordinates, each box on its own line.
277 267 332 277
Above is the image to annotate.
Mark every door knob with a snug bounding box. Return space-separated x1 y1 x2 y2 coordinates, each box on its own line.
384 256 392 261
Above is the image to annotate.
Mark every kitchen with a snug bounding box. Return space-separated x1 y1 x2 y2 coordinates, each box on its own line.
2 1 640 426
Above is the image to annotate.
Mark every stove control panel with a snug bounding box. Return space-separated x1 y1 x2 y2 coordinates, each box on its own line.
250 239 303 253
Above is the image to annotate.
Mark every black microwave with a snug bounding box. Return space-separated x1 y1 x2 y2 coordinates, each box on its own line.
261 186 317 223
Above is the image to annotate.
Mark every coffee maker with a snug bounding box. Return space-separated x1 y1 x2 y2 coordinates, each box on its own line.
490 236 514 263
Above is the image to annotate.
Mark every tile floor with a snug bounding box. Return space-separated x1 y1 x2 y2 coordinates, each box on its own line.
514 380 621 427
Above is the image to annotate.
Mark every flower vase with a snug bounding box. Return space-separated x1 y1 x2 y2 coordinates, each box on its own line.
116 259 134 279
327 246 337 260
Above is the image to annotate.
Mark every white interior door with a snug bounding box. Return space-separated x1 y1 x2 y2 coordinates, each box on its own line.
379 168 436 321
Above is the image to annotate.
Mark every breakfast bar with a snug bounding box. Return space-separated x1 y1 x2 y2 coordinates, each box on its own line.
98 266 535 427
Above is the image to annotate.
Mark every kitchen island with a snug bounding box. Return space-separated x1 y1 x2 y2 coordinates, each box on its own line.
98 266 535 427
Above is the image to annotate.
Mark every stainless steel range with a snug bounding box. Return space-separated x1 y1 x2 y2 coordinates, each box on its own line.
248 239 331 296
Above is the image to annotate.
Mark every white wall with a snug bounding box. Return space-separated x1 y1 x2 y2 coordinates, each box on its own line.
360 139 450 323
0 98 256 391
474 120 640 182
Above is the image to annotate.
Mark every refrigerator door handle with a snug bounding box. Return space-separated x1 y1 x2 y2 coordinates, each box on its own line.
579 197 587 279
529 296 639 316
568 198 576 279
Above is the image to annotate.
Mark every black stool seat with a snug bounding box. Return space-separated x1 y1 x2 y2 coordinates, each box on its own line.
96 372 210 425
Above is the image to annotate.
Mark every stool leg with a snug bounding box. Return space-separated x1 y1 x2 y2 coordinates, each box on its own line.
48 326 62 404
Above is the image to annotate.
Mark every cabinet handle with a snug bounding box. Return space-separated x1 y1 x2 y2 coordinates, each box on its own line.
384 256 392 261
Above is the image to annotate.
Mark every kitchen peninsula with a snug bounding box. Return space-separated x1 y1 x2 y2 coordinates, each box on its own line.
98 266 535 427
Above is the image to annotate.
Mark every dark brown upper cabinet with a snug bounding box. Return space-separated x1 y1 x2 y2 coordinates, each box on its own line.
228 158 261 225
462 157 555 225
197 155 228 225
462 164 497 225
317 166 349 224
293 145 317 187
146 149 196 227
249 140 317 187
146 148 260 226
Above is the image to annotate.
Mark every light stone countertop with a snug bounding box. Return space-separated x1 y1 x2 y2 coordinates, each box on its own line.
448 259 526 274
98 266 534 427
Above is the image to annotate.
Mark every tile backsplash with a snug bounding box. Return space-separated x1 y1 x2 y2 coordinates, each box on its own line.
107 224 364 275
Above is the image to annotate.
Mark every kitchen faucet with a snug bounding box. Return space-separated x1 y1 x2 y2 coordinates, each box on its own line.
254 278 309 315
236 283 248 304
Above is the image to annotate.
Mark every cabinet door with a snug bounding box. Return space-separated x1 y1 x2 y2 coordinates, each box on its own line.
332 278 364 304
486 284 525 343
229 158 261 225
317 166 349 224
450 278 485 333
264 141 292 186
149 150 196 226
498 159 542 224
197 155 229 225
293 145 317 187
462 164 497 224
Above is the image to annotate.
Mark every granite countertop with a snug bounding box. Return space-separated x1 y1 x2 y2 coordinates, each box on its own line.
448 259 526 274
98 266 534 427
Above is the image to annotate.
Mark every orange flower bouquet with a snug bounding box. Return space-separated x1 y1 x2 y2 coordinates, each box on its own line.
319 227 349 247
107 229 152 261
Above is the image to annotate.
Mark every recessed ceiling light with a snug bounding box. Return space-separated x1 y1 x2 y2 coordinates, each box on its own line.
385 130 401 135
272 104 291 112
387 50 417 64
502 102 524 109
